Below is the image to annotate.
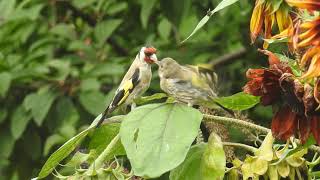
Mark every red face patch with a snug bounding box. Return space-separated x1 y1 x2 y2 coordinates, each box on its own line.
143 47 157 64
144 47 157 55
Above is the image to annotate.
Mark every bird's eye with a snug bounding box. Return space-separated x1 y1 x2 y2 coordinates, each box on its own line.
144 52 152 56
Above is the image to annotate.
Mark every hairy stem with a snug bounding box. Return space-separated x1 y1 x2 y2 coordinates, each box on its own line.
223 142 257 152
203 114 320 153
203 114 270 133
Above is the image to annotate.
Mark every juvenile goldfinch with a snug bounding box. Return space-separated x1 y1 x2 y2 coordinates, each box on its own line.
96 46 157 127
157 57 218 107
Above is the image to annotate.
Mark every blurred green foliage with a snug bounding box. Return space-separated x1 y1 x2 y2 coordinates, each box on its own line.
0 0 261 179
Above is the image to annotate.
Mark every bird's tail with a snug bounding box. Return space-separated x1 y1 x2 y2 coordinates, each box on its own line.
96 107 110 128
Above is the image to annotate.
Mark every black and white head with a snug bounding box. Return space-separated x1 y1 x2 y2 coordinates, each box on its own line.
138 46 158 64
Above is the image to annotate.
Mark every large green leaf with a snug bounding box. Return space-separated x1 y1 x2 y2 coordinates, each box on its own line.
0 72 12 97
214 92 260 111
37 128 91 179
94 19 122 46
182 0 240 43
10 105 32 140
23 86 58 126
170 144 206 180
37 114 123 179
200 133 226 180
120 103 203 178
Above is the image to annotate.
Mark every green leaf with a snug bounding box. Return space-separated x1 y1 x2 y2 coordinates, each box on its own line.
134 93 167 105
181 0 240 43
181 15 210 43
272 135 316 165
10 105 32 140
0 129 15 159
270 0 283 13
0 72 12 97
214 92 260 111
211 0 240 14
0 108 7 123
79 90 107 115
158 18 171 40
23 86 58 126
47 60 71 81
50 24 76 40
9 4 44 21
120 103 203 178
55 97 79 127
80 78 100 92
43 134 65 156
94 19 122 46
88 123 125 160
274 53 302 77
66 151 91 167
170 144 206 180
37 120 96 179
86 63 124 77
107 2 128 15
0 0 15 19
140 0 157 29
201 133 226 180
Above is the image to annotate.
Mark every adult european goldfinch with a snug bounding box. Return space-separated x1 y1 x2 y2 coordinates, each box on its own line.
157 57 218 107
96 46 157 127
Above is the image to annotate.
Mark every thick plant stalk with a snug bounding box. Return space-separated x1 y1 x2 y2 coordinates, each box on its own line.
203 114 320 153
203 114 270 133
86 134 120 175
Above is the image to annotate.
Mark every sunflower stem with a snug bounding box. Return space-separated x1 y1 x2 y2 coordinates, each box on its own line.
203 114 320 153
203 114 270 133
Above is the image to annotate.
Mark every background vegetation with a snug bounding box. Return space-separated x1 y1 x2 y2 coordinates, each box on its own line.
0 0 273 179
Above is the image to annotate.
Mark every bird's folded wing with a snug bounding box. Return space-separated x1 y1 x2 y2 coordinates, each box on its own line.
110 68 140 108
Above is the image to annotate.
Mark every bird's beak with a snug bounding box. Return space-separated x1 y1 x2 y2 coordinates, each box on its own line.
150 54 158 63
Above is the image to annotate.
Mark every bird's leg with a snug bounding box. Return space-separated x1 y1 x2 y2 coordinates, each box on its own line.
131 102 137 110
